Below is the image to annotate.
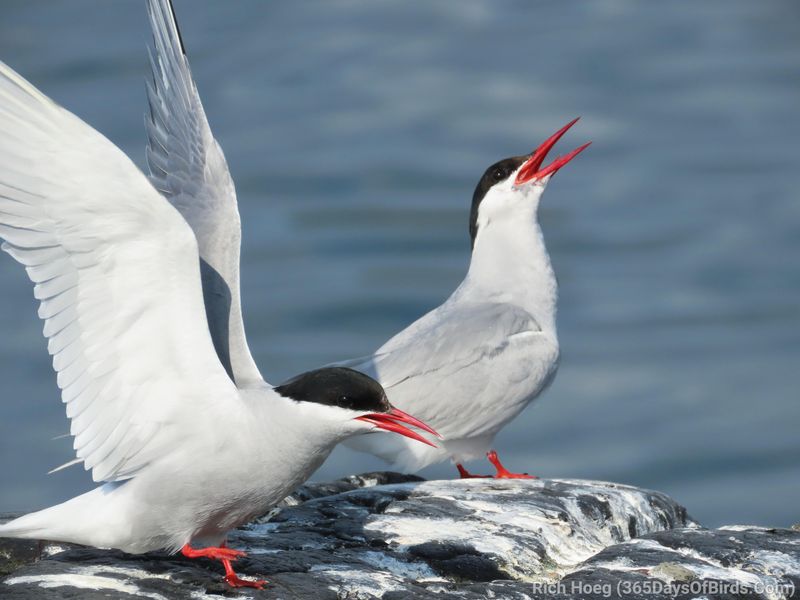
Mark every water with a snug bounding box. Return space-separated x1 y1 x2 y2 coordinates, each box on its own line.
0 0 798 529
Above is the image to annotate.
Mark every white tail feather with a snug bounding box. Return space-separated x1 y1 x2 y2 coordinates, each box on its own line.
47 458 83 475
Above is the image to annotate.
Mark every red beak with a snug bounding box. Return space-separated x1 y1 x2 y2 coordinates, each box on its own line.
514 117 591 186
355 407 441 448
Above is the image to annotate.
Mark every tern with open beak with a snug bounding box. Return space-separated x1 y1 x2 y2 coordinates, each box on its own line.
0 0 439 589
336 119 589 478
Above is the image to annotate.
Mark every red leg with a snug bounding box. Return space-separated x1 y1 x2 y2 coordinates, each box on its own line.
180 544 267 589
456 463 491 478
486 450 537 479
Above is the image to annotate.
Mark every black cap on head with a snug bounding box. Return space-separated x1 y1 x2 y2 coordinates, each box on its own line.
468 155 528 249
275 367 391 413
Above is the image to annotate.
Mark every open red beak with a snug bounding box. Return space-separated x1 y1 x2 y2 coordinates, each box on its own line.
355 407 441 448
514 117 591 186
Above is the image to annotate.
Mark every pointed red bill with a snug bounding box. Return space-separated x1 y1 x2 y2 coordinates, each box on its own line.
356 408 440 447
384 408 441 438
514 117 590 185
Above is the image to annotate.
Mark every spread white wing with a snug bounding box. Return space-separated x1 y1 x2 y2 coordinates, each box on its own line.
144 0 263 386
0 60 242 483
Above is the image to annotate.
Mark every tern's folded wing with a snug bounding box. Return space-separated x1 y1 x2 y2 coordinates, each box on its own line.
334 302 554 434
0 60 240 483
341 303 541 383
144 0 263 386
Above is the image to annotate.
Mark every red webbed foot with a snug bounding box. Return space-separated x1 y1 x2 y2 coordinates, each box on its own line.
455 451 538 479
220 550 267 589
181 544 267 589
223 571 267 589
456 463 492 478
486 450 537 479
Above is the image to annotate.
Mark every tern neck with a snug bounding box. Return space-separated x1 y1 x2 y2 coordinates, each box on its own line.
237 387 345 495
246 386 362 450
464 211 557 332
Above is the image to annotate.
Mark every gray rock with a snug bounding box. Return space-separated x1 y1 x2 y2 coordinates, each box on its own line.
0 538 40 579
561 526 800 600
0 473 796 599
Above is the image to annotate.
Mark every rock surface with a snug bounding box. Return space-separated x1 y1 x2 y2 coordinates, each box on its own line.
1 472 798 599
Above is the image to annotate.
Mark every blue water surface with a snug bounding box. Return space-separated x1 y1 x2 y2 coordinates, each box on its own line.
0 0 798 528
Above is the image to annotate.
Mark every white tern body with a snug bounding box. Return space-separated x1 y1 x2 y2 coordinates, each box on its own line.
340 175 561 471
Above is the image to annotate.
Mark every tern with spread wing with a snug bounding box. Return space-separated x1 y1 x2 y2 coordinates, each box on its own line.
0 0 438 589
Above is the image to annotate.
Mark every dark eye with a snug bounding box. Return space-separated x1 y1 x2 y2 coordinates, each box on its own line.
491 167 507 181
339 395 351 406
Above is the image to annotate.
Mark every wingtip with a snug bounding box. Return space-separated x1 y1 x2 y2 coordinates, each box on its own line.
47 458 83 475
166 0 187 55
147 0 187 56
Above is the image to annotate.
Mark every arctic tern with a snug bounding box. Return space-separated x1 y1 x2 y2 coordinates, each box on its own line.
0 0 438 589
339 121 590 478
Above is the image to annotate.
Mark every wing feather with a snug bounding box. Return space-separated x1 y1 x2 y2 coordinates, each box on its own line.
342 304 540 388
334 303 551 439
144 0 263 386
0 59 240 483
